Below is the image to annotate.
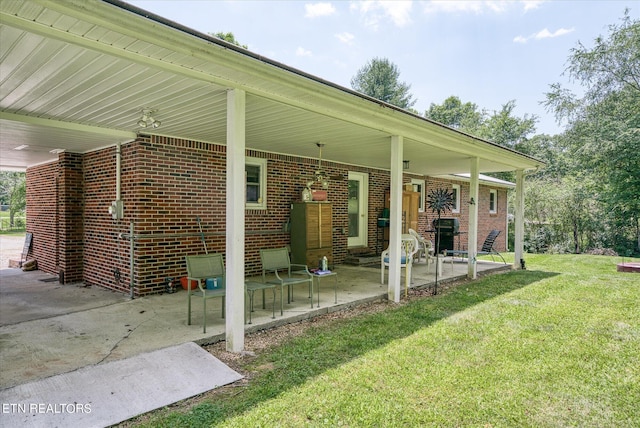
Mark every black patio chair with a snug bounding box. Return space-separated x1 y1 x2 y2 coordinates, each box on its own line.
446 229 506 264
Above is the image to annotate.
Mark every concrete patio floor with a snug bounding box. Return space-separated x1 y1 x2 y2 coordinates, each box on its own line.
0 258 510 390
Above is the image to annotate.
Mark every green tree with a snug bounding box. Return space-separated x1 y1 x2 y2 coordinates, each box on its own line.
0 171 26 229
476 100 538 151
517 134 569 180
351 58 416 109
556 176 600 254
544 10 640 253
424 95 484 133
424 97 537 151
209 31 248 49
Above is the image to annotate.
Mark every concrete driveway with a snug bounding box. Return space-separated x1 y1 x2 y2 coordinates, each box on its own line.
0 233 25 269
0 268 128 326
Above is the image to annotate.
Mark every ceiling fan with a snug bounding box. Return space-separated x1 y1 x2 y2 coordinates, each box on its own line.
298 143 344 189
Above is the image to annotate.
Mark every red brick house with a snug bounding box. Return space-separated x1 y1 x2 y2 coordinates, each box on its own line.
0 0 541 350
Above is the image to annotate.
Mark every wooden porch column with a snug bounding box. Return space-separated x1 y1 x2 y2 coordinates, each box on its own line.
514 169 525 270
226 89 246 352
388 135 403 302
467 158 479 279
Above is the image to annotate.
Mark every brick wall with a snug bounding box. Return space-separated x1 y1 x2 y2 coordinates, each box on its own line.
58 152 84 283
77 136 364 295
416 177 508 252
25 154 85 283
26 135 509 295
26 162 58 275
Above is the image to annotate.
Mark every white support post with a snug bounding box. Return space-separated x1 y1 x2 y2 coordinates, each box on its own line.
468 158 479 279
514 169 525 270
226 89 246 352
388 135 403 302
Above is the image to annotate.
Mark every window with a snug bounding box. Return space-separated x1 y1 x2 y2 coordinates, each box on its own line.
411 179 425 212
489 189 497 214
451 184 461 213
246 157 267 210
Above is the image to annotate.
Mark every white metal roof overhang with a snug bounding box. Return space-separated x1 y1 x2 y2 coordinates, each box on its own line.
0 0 544 175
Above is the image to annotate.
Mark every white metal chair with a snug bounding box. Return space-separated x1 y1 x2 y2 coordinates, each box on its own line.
185 253 226 333
409 228 436 270
381 233 419 296
260 247 313 315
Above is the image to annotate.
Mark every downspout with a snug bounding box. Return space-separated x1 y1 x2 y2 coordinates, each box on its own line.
113 142 134 298
129 221 134 299
116 142 121 202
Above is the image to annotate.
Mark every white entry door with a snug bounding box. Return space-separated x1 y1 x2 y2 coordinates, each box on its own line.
347 171 369 248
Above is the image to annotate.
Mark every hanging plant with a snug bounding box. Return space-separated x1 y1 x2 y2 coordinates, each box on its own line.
426 188 454 294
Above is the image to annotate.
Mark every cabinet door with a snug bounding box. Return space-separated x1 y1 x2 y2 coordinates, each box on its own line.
401 192 411 233
386 191 418 233
408 192 419 232
306 204 320 248
319 203 332 248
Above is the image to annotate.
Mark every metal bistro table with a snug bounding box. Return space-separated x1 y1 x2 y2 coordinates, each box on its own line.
310 271 338 307
245 281 276 324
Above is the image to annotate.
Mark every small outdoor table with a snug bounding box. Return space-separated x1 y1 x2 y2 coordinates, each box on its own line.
245 281 276 324
310 271 338 307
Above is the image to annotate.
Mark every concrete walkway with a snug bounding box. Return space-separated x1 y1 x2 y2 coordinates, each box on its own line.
0 342 242 427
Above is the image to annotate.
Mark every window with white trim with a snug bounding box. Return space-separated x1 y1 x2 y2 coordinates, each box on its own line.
246 157 267 210
489 189 497 214
411 178 425 212
451 184 461 213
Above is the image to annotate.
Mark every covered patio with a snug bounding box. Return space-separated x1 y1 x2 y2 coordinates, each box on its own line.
0 0 542 353
0 258 508 389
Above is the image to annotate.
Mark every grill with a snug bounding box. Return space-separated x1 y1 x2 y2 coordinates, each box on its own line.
432 218 460 254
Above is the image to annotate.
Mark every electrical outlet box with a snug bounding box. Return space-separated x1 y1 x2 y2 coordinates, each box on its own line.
109 200 124 220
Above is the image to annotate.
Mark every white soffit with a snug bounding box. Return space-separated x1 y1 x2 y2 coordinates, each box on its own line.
0 0 543 174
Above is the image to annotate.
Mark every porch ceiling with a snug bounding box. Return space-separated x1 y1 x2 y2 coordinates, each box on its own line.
0 0 543 175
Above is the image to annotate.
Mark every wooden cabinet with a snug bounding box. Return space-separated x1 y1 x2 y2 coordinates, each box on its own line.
384 191 420 234
290 202 333 268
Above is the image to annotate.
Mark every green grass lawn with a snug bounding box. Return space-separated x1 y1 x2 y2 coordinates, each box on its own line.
0 210 25 233
129 254 639 427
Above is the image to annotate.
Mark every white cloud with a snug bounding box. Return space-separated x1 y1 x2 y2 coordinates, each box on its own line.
350 1 412 29
296 47 312 57
423 0 547 15
534 27 574 39
423 1 495 14
335 32 355 44
522 1 546 12
514 26 575 43
305 2 336 18
381 1 412 26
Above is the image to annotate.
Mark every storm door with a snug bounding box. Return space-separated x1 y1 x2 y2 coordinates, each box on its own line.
347 171 368 247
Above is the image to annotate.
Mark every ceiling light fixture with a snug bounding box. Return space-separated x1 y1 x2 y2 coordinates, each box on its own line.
403 160 410 170
137 108 161 129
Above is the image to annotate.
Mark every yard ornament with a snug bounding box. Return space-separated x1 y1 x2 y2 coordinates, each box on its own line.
427 188 454 294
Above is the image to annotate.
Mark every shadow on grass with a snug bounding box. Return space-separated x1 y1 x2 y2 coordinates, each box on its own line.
146 269 559 427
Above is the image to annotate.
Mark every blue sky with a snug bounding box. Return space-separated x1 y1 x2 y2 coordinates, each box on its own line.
127 1 637 136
